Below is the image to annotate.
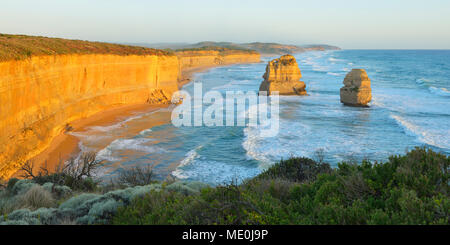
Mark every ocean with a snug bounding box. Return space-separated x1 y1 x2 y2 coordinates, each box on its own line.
70 50 450 185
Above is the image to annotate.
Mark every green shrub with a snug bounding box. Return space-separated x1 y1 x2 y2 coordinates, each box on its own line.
42 183 72 199
0 208 59 225
113 147 449 225
256 157 332 182
165 181 209 195
59 193 100 210
114 183 276 225
78 199 123 225
2 147 448 225
9 179 37 196
6 178 19 191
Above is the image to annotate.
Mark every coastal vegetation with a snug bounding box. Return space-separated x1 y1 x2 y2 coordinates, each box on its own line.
0 147 448 225
0 33 173 62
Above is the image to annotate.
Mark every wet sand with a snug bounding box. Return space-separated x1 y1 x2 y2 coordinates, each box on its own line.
178 65 220 87
12 103 168 178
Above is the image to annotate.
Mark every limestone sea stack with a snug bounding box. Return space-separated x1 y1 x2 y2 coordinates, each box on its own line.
259 55 307 95
340 69 372 106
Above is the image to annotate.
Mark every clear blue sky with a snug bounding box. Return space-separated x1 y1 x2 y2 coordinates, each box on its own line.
1 0 449 49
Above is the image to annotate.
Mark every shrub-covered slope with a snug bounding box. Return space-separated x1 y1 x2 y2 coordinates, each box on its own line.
114 147 449 225
1 147 448 225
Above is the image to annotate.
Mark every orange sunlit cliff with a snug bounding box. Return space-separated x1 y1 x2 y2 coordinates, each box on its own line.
0 34 260 179
176 48 260 69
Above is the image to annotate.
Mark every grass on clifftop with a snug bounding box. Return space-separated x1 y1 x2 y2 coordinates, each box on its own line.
0 33 173 62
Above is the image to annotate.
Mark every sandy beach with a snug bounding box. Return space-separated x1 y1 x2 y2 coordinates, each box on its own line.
12 65 215 178
179 65 220 87
11 103 168 178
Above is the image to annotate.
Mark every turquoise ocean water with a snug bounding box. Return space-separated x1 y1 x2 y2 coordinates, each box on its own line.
71 50 450 185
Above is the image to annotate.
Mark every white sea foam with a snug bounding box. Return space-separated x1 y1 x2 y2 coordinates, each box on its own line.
86 109 161 132
390 114 449 149
242 127 271 164
415 78 431 85
369 98 386 108
328 57 343 62
428 86 450 97
139 128 153 136
68 132 110 142
173 159 260 184
96 147 121 162
88 123 123 132
171 146 202 179
96 138 163 162
242 119 314 169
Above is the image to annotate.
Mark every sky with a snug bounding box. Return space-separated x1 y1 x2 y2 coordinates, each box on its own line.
1 0 450 49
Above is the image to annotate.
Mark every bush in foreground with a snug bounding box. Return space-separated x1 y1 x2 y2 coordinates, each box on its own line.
1 147 448 225
113 147 449 225
0 181 207 225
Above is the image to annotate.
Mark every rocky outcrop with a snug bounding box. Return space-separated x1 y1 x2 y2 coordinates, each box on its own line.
340 69 372 106
0 54 180 179
176 50 260 70
259 55 307 95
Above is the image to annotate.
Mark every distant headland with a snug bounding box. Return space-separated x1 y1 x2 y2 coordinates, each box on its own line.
125 41 341 56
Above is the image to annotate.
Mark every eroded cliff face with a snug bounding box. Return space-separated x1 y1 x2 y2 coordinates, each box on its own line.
176 50 261 69
0 54 180 179
0 50 262 179
259 55 307 95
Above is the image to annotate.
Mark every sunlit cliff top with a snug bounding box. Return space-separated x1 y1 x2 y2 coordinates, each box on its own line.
0 33 173 62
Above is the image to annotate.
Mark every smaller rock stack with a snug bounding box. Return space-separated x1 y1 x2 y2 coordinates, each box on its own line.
340 69 372 106
259 55 307 95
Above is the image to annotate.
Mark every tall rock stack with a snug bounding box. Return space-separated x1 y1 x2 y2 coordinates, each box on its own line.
259 55 307 95
340 69 372 106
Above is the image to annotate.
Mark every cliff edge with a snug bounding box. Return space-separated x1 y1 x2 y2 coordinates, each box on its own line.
175 46 260 70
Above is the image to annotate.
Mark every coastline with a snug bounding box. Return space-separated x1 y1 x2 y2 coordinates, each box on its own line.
179 65 219 87
12 103 168 178
12 62 256 178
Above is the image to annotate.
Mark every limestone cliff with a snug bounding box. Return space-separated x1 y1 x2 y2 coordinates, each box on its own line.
176 50 261 70
340 69 372 106
259 55 307 95
0 35 263 180
0 54 180 179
